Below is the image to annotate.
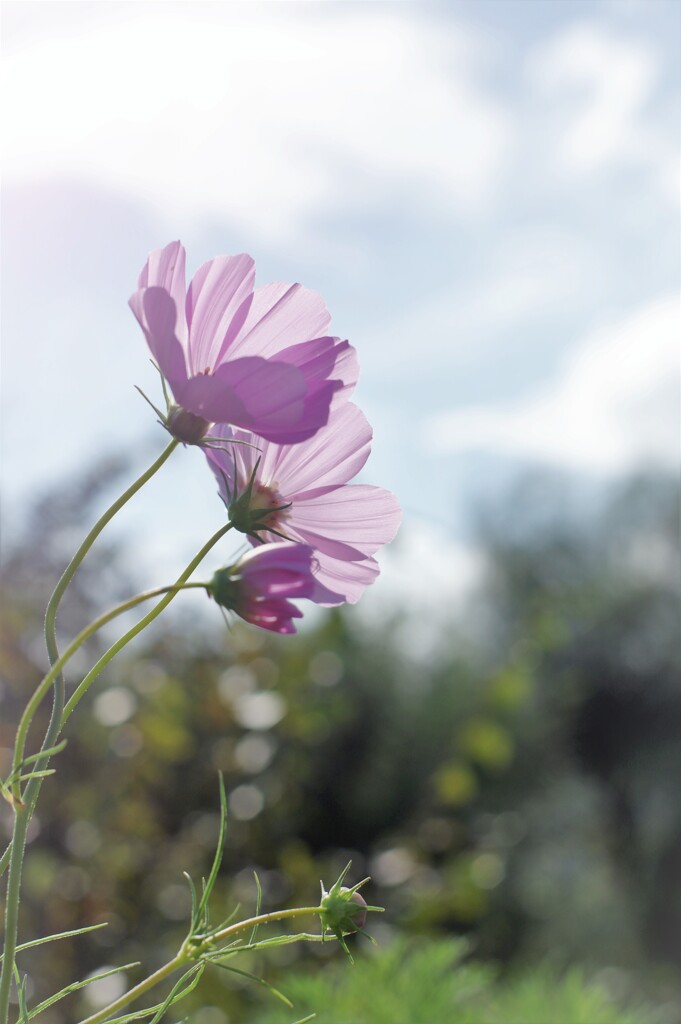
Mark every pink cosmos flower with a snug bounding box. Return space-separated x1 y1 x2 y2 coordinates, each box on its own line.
129 241 357 444
208 543 339 634
205 402 402 604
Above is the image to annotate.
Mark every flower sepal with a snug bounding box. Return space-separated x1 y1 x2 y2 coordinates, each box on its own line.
221 460 291 541
166 404 211 445
319 862 383 962
135 376 211 447
207 568 240 610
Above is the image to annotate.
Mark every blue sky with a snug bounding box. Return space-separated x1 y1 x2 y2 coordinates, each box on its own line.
2 0 678 615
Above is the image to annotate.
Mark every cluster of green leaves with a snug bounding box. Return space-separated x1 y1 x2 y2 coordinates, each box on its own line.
252 939 657 1024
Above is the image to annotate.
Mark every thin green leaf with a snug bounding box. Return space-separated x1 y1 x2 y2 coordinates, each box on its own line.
291 1016 316 1024
195 774 227 923
0 923 107 963
147 964 205 1024
204 932 331 959
249 871 263 945
92 1003 162 1023
70 966 203 1024
182 871 198 934
19 741 67 767
28 962 139 1018
13 966 30 1024
17 770 56 783
208 961 293 1008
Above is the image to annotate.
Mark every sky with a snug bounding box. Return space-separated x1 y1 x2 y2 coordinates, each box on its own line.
1 0 679 619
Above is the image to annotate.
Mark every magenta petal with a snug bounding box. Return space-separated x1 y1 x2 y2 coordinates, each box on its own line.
264 403 372 493
231 281 332 359
312 555 381 605
174 357 308 429
239 542 314 577
240 596 302 633
136 241 188 346
261 381 338 444
129 286 188 387
204 403 371 496
329 340 359 406
291 485 402 558
246 568 314 597
217 357 321 437
185 254 255 376
274 336 358 405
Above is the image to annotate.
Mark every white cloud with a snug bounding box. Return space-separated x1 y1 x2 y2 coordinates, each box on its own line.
360 519 485 657
2 4 509 245
427 295 680 473
360 223 601 376
526 21 675 195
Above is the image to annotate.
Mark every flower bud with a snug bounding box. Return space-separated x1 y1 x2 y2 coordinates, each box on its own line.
318 861 382 962
167 404 210 445
320 886 368 936
206 544 316 634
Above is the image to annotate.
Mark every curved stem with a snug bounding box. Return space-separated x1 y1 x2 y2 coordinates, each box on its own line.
0 810 30 1022
42 440 179 772
44 440 179 675
1 443 179 1020
62 523 232 726
210 906 323 945
77 906 322 1024
45 441 178 771
11 582 208 790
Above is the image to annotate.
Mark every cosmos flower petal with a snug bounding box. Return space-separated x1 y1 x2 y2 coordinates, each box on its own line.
207 402 372 496
173 356 316 434
274 337 358 403
312 555 381 606
185 254 256 376
132 243 348 442
231 281 332 359
128 286 188 388
282 523 367 562
238 541 315 577
204 404 402 608
329 339 359 406
171 371 248 426
240 596 303 633
291 485 402 558
238 543 317 598
267 402 372 492
136 240 188 346
210 543 317 633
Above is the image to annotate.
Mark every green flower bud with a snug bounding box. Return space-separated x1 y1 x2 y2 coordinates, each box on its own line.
318 861 383 962
320 886 367 935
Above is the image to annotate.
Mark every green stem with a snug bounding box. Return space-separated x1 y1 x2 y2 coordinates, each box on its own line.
45 440 178 768
44 439 179 675
62 523 232 726
77 907 322 1024
0 810 30 1023
10 582 207 794
0 442 178 1019
1 443 180 873
42 439 179 773
210 906 323 945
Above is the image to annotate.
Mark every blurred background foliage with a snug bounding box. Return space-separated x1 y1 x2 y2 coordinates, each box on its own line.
0 457 679 1022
